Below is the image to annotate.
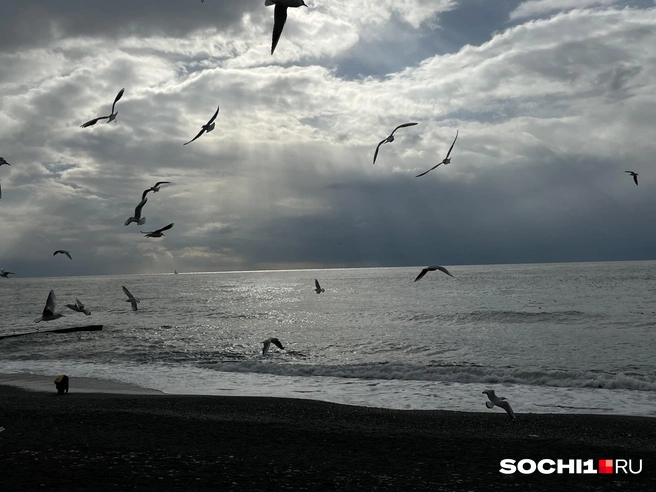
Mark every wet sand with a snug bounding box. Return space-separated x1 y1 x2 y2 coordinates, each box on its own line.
0 384 654 491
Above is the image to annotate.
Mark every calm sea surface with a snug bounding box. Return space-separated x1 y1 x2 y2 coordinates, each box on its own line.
1 261 655 416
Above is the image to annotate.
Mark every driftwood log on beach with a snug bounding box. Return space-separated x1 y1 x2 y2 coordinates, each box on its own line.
0 325 103 340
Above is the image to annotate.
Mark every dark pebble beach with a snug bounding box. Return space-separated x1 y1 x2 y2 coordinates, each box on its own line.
1 384 654 491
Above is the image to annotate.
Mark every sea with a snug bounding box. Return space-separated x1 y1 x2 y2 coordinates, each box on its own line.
1 261 655 416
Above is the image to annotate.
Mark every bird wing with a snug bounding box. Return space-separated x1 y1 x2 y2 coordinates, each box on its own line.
130 299 138 311
64 251 72 260
134 197 148 217
141 188 152 201
390 122 418 136
80 116 109 128
66 303 79 312
154 223 174 234
122 285 135 301
444 130 458 159
373 139 387 164
154 181 171 188
43 290 57 317
432 265 454 278
413 268 429 282
497 399 516 419
0 157 10 165
75 298 84 309
207 105 220 125
111 88 125 114
315 279 321 290
271 4 288 55
633 175 639 186
183 128 206 145
415 163 441 178
271 338 285 350
262 339 271 355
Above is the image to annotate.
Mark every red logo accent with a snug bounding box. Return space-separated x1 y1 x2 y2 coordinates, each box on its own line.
598 459 614 474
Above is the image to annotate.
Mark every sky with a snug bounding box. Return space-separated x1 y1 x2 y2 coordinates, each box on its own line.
1 0 655 277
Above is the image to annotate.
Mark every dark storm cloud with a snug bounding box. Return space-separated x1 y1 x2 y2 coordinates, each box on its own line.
0 0 260 52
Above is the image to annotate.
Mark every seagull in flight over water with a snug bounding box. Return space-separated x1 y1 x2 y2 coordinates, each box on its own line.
482 390 516 420
142 181 171 200
34 290 64 323
80 88 125 127
314 279 325 294
1 269 15 278
373 123 419 164
183 105 220 145
124 197 147 226
266 0 308 55
416 131 458 177
53 250 72 260
122 286 140 311
262 337 285 355
141 223 174 238
66 298 91 316
414 266 454 282
625 171 639 186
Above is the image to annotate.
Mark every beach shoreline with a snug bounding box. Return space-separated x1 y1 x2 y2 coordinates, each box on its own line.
1 383 654 491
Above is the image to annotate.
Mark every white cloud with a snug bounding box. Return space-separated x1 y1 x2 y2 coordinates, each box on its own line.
510 0 621 20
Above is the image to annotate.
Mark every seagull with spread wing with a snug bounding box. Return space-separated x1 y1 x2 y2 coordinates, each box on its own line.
80 88 125 127
141 181 171 200
34 290 64 323
482 390 516 420
314 279 325 294
53 250 72 260
66 298 91 316
373 123 419 164
124 197 147 226
416 131 458 177
183 105 220 145
265 0 308 55
0 157 10 166
122 286 140 311
262 337 285 355
625 171 639 186
0 269 15 278
414 266 454 282
141 223 174 238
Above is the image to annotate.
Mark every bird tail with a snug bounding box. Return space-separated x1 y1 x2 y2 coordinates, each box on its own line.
137 217 146 225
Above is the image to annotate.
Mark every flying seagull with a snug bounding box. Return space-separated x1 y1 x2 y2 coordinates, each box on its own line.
482 390 516 420
122 285 140 311
183 105 220 145
141 181 171 200
262 337 285 355
53 250 72 260
141 223 174 238
0 269 15 278
416 131 459 177
625 171 639 186
80 88 125 128
66 298 91 316
0 157 10 166
265 0 308 55
314 279 325 294
124 197 147 226
34 290 64 323
414 266 454 282
373 122 419 164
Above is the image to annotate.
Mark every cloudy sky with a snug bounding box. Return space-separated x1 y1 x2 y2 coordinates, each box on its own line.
1 0 655 277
